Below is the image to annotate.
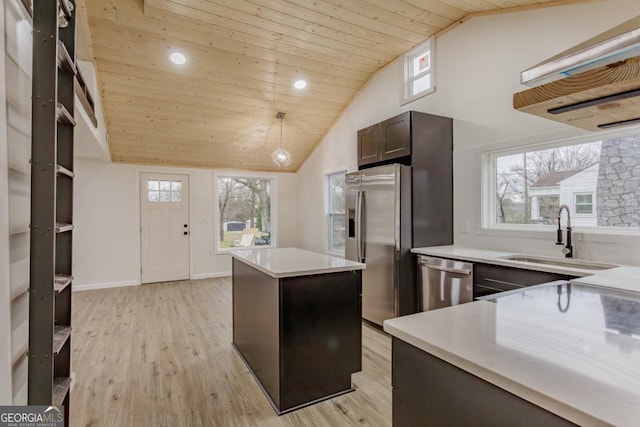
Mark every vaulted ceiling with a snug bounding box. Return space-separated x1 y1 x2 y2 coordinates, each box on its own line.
79 0 593 171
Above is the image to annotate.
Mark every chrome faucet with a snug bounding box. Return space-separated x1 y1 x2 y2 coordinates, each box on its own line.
556 204 573 258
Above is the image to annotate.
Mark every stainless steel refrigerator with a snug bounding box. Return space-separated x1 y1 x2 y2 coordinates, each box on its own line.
345 164 414 326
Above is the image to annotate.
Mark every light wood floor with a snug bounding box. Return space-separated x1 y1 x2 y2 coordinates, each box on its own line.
70 278 392 427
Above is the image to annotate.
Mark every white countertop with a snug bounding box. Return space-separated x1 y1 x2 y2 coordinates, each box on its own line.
385 244 640 426
411 245 640 292
384 296 640 426
412 245 592 277
230 247 365 278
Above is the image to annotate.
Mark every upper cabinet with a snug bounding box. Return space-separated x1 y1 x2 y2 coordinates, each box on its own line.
357 123 382 166
357 110 453 247
380 113 411 161
357 111 411 167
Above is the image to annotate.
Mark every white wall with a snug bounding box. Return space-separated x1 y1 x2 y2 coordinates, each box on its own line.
73 158 298 289
0 0 12 404
75 60 110 161
297 0 640 265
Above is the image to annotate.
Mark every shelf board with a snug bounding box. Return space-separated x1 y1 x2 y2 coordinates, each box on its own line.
10 227 29 236
74 76 98 128
57 0 72 21
55 164 75 178
52 377 71 407
53 326 71 356
11 282 29 301
56 102 76 127
12 342 28 367
54 275 72 294
55 223 74 233
56 40 76 75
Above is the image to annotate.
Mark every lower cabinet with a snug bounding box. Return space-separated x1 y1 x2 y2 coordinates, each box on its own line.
232 258 362 414
473 263 577 299
392 338 577 427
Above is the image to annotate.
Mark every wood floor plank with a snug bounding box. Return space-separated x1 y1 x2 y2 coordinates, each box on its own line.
71 278 392 426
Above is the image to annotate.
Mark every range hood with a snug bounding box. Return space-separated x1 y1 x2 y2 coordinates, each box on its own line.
521 16 640 86
514 16 640 131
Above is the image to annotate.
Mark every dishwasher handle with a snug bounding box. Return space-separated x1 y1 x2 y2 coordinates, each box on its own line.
419 259 472 276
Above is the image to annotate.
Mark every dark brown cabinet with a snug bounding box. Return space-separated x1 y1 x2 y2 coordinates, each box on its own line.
392 338 577 427
473 263 577 299
357 123 381 165
232 258 362 414
357 111 411 167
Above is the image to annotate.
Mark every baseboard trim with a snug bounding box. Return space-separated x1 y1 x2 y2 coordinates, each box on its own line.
73 280 140 292
191 272 232 280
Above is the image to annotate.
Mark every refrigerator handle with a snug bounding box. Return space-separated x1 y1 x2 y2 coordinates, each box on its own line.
359 190 366 261
355 190 361 262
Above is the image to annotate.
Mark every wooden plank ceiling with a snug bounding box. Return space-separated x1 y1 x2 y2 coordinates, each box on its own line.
81 0 593 171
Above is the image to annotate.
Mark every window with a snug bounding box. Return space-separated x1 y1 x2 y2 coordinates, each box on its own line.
327 172 345 253
488 132 640 229
401 38 435 105
575 193 594 214
215 175 274 251
147 180 182 202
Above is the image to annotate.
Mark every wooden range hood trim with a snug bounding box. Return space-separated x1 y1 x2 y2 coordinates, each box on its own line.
513 55 640 131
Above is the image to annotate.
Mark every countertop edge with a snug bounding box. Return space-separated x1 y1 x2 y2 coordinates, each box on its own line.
410 246 594 277
230 249 365 279
383 311 608 427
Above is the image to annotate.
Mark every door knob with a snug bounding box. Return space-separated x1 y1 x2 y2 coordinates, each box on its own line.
184 224 188 227
184 231 188 235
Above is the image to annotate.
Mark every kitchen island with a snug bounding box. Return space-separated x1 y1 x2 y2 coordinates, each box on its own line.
384 280 640 427
231 247 365 414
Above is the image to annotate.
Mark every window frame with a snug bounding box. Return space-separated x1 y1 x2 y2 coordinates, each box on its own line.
401 37 435 105
574 193 594 215
326 170 346 255
213 172 278 253
482 126 640 235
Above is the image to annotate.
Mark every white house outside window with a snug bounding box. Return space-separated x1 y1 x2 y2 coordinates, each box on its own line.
401 38 435 105
215 175 274 251
575 193 594 214
327 172 346 253
487 133 640 229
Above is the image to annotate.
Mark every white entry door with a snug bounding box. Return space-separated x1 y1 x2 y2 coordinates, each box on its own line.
140 173 190 284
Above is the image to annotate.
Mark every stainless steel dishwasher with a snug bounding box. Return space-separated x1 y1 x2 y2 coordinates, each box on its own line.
417 255 473 311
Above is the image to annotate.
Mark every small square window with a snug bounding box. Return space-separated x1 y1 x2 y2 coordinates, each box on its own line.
401 38 435 105
412 74 431 96
575 194 593 214
148 179 184 203
413 52 430 76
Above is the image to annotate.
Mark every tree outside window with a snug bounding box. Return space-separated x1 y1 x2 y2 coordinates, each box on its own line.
493 134 640 228
217 176 272 250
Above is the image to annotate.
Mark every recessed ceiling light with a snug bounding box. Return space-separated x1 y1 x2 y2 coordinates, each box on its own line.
294 79 306 89
170 52 186 65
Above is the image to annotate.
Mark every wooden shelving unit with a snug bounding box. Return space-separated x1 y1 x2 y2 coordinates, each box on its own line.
29 0 76 424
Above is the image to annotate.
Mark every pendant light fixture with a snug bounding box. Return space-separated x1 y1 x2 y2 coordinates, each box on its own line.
271 112 292 168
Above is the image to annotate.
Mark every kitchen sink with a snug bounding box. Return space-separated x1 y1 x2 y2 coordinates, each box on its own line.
499 254 618 270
